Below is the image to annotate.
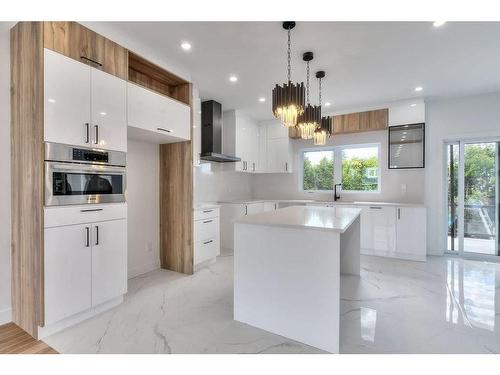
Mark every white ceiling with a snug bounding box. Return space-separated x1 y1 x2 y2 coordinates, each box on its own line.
88 21 500 120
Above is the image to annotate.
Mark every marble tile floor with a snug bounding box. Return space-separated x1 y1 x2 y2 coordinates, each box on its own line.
44 253 500 354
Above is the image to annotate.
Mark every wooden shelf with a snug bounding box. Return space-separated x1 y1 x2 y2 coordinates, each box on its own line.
128 51 191 106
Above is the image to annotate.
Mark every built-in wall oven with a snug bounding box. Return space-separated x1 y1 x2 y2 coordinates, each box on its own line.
45 142 126 206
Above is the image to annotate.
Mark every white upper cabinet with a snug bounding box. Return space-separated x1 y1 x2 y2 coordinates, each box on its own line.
223 110 259 173
127 82 191 144
44 48 91 148
261 120 293 174
44 48 127 152
91 68 127 152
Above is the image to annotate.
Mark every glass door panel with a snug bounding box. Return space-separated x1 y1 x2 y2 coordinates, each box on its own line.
463 142 498 255
446 143 459 252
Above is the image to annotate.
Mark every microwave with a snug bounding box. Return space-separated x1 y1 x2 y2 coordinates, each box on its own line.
44 142 126 206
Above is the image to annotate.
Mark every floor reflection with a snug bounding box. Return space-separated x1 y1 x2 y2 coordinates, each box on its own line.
360 307 377 342
446 259 496 331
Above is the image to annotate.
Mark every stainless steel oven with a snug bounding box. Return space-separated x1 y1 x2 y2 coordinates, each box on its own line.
45 142 126 206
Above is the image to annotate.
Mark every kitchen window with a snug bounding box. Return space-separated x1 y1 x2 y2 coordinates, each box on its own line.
299 144 380 193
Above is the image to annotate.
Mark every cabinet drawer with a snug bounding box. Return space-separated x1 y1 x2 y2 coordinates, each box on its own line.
44 203 127 228
194 218 220 242
194 238 219 265
194 207 220 221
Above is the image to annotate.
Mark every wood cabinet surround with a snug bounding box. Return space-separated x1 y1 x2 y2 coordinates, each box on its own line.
11 21 194 338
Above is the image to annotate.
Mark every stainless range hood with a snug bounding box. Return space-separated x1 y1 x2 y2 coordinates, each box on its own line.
200 100 241 163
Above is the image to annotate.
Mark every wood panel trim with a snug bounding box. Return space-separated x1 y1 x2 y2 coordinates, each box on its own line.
10 22 45 339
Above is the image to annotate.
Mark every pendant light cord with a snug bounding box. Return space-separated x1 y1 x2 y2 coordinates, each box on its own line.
318 76 322 107
306 61 310 105
287 28 291 82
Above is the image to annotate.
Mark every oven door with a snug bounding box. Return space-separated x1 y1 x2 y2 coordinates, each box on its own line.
45 161 126 206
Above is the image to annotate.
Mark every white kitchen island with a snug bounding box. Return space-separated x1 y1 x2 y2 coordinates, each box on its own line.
233 206 362 353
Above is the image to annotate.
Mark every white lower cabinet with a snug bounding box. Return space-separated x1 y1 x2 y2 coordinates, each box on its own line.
44 204 127 325
91 219 128 306
44 224 92 325
194 207 220 269
220 202 265 250
263 201 277 212
360 206 397 253
395 207 427 261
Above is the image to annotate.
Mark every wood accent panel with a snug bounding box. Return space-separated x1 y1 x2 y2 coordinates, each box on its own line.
128 51 191 105
370 108 389 130
344 112 360 132
0 323 57 354
10 22 45 339
332 115 344 133
159 142 194 274
359 111 371 131
43 21 127 80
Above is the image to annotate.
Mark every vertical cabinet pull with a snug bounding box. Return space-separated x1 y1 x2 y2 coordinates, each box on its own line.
94 125 99 144
85 123 90 143
245 205 248 215
397 208 401 220
95 225 99 245
85 226 90 247
252 162 255 172
285 162 288 172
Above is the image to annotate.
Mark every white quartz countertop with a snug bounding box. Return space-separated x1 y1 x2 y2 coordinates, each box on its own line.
234 206 362 233
218 198 424 208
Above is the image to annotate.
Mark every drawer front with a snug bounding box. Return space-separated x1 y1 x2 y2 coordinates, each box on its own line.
44 203 127 228
194 238 219 265
194 207 220 221
194 218 219 243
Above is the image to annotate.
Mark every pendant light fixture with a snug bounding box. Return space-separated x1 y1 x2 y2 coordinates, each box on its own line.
313 71 330 146
297 52 321 139
272 22 305 128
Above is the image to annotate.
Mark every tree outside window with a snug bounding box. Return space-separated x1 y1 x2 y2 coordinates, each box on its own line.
302 150 334 191
342 147 379 191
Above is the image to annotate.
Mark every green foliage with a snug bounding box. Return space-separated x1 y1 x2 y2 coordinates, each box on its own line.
303 156 334 190
342 156 378 191
464 144 495 204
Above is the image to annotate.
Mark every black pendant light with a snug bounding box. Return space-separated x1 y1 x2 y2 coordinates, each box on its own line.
297 52 321 139
313 71 330 146
272 22 305 128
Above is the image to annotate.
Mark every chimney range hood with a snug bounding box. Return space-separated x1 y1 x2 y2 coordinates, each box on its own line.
200 100 241 163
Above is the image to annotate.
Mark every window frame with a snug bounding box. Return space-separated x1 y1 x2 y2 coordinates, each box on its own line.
298 143 382 194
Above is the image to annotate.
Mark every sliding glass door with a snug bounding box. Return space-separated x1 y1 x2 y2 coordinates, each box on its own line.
445 141 500 257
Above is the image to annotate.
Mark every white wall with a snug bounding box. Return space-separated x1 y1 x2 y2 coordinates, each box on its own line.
425 91 500 255
126 140 160 278
0 22 13 324
252 127 425 203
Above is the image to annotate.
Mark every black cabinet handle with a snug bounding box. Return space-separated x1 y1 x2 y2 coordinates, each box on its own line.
85 226 90 247
95 225 99 245
202 209 213 213
93 125 99 144
397 208 401 220
245 205 248 215
80 55 103 67
369 206 382 210
285 162 288 172
157 127 172 133
203 240 213 245
84 123 90 143
80 208 103 212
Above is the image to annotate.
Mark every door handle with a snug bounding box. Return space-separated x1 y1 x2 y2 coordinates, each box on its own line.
85 123 90 143
253 162 255 172
203 240 213 245
157 128 172 133
85 226 90 247
203 220 213 224
285 162 288 172
80 208 103 212
369 206 382 210
95 225 99 245
202 210 213 213
397 208 401 220
94 125 99 144
80 55 102 67
245 205 248 215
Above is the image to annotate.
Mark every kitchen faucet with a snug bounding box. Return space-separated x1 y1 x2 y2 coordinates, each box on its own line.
334 184 342 201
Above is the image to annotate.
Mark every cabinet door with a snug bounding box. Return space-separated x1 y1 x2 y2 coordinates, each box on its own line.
360 206 396 252
44 224 92 325
234 119 249 172
245 202 264 215
256 125 268 172
91 68 127 152
267 138 292 173
91 219 128 306
263 202 277 212
396 207 426 259
220 204 246 250
44 48 91 147
344 113 360 133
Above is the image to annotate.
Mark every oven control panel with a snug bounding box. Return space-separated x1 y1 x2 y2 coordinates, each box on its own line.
72 148 109 163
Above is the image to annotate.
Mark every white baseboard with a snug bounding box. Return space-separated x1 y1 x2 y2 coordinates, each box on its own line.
38 296 123 339
128 259 160 279
0 307 12 325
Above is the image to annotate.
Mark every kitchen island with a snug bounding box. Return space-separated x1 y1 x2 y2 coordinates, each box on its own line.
233 206 362 353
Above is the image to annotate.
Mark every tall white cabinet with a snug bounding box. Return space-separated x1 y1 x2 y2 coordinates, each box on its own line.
223 110 260 172
258 119 293 174
44 48 127 152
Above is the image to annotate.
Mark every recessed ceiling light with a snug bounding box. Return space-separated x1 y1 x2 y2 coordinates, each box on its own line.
180 41 192 51
229 75 238 83
433 21 446 28
259 97 266 102
415 86 423 92
410 103 417 107
324 102 331 107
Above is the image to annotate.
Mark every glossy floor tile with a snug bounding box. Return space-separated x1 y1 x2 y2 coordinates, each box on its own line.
44 254 500 354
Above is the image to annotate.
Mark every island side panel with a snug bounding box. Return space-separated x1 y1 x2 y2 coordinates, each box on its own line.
339 216 361 276
234 223 340 353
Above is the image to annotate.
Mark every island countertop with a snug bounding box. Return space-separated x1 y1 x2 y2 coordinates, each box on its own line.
234 206 362 233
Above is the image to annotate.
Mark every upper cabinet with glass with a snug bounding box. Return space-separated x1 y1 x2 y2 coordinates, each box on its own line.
388 123 425 169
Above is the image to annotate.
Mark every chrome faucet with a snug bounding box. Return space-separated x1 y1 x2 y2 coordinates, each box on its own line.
334 184 342 201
